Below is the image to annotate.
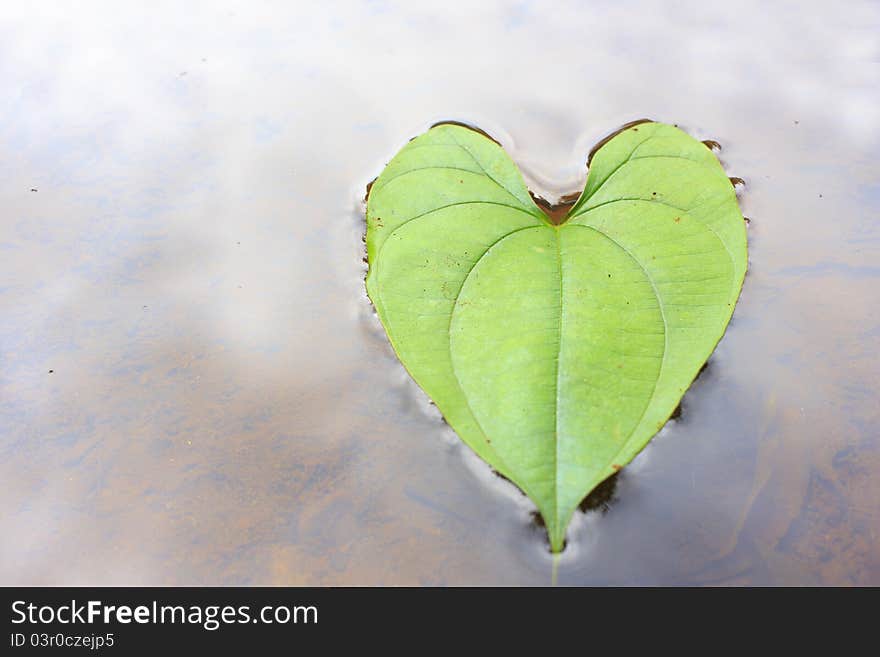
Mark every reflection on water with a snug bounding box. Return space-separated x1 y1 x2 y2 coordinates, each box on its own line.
1 1 878 585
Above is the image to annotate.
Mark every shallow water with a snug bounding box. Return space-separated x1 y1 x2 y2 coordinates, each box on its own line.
1 1 878 585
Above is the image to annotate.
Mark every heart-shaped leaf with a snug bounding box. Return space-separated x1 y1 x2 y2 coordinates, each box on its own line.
365 121 747 551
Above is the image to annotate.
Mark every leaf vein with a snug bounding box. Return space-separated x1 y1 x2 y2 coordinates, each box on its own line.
446 225 546 501
372 165 485 193
552 229 564 535
446 130 539 216
572 197 738 301
567 223 668 479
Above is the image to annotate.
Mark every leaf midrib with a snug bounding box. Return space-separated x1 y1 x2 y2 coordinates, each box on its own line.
552 226 564 535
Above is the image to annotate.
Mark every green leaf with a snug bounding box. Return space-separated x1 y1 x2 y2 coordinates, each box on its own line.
365 121 747 552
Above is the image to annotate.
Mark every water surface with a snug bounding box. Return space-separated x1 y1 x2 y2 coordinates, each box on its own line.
1 0 878 585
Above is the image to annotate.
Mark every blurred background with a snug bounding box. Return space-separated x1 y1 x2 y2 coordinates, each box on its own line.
1 0 877 584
